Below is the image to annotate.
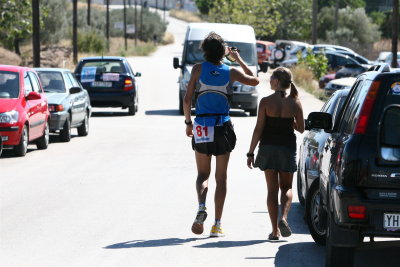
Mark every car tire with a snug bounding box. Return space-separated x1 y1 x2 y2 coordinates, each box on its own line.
306 180 327 245
14 125 28 157
325 211 354 267
36 121 49 150
60 117 71 142
179 95 184 115
297 166 305 206
77 112 89 136
128 104 136 115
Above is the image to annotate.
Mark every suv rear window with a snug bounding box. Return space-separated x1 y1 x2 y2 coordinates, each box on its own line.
0 71 19 98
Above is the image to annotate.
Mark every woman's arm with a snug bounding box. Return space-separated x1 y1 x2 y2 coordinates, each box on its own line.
293 99 305 133
247 98 267 168
183 64 201 137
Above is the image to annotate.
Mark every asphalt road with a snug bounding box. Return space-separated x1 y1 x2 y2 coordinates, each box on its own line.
1 13 399 267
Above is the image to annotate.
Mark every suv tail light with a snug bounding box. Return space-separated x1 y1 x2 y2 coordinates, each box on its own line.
124 78 134 91
354 81 381 134
348 205 366 219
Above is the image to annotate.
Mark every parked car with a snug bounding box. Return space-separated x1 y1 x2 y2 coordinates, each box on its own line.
256 40 275 65
298 89 350 245
36 68 92 142
376 51 400 67
268 40 311 68
324 77 356 96
74 56 141 115
304 64 400 266
319 61 367 89
312 44 355 54
0 65 50 156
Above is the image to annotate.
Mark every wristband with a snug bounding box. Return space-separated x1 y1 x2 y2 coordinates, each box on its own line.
184 120 192 125
246 152 254 157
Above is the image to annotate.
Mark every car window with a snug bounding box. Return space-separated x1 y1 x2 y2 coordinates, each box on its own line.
381 106 400 146
28 72 41 93
63 72 74 89
337 79 363 131
67 73 80 88
332 96 347 124
81 61 126 74
24 72 33 95
0 71 19 99
37 71 66 93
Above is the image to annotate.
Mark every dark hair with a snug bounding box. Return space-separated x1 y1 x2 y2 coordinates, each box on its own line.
200 32 225 64
272 67 298 98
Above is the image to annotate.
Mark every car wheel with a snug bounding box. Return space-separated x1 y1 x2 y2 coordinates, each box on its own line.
297 166 305 206
36 121 49 150
77 112 89 136
325 211 355 267
179 95 184 115
14 125 28 157
306 181 327 245
60 117 71 142
128 104 136 115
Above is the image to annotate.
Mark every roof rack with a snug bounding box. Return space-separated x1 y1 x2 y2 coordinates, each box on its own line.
367 63 390 73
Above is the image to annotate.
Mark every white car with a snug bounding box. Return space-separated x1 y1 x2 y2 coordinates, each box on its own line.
268 40 311 68
324 77 356 96
376 51 400 67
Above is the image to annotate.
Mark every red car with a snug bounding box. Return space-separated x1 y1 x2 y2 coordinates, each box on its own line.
0 65 50 157
256 40 275 65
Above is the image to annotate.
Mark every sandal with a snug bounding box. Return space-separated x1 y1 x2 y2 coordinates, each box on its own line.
278 219 292 237
268 233 280 240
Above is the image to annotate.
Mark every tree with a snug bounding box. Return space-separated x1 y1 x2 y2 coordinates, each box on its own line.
41 0 69 44
194 0 215 15
209 0 280 39
0 0 32 55
318 0 365 10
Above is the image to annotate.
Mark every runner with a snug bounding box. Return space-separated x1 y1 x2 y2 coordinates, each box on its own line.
246 67 304 240
184 32 259 237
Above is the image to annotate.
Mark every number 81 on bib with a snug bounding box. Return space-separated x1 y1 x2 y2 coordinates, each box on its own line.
193 122 214 144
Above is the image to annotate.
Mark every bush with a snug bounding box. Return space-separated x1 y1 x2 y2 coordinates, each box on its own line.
41 0 69 44
292 64 325 100
77 30 106 53
298 49 328 80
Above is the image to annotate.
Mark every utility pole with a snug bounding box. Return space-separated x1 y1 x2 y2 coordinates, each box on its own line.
392 0 399 68
123 0 127 50
163 0 166 22
311 0 317 44
134 0 137 46
73 0 78 64
106 0 110 51
140 0 143 40
87 0 91 25
156 0 158 10
32 0 40 67
334 0 339 32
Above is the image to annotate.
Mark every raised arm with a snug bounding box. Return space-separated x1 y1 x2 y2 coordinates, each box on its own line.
228 48 260 86
183 64 201 137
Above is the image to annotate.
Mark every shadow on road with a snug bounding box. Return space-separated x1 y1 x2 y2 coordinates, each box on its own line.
193 240 269 248
104 237 207 248
145 109 181 116
274 242 325 267
91 111 130 117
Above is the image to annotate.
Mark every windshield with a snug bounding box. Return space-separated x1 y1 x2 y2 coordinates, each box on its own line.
0 71 19 98
38 71 66 93
184 40 257 66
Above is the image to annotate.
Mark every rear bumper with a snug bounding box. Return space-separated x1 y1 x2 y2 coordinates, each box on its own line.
330 185 400 245
231 93 258 110
49 112 69 131
88 90 136 108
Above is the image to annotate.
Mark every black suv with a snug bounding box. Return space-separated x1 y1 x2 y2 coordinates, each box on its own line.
305 64 400 267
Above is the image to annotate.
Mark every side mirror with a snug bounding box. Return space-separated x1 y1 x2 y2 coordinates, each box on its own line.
135 72 141 77
70 87 82 94
259 62 269 73
379 105 400 162
26 91 41 100
173 57 181 69
306 112 332 131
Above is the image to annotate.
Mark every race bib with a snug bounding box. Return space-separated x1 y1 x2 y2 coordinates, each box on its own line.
193 122 214 143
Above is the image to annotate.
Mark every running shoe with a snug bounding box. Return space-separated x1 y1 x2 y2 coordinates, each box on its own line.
210 225 225 237
191 210 207 235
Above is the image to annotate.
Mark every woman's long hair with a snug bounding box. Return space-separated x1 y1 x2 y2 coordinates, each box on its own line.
272 67 298 98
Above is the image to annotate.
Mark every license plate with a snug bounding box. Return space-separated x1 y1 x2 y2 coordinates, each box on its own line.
92 81 112 87
384 213 400 231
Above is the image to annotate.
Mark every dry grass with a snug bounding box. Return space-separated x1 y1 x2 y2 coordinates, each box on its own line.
162 32 175 45
169 9 203 23
0 47 22 66
292 64 326 100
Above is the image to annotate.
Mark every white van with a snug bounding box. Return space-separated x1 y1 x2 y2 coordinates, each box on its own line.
173 23 267 116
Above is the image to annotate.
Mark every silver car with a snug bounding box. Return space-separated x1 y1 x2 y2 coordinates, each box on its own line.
36 68 92 142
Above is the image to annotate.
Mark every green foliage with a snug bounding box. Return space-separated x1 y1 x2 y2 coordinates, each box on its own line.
274 0 312 40
41 0 69 44
298 49 328 79
0 0 32 52
318 7 380 46
77 30 106 53
318 0 365 10
194 0 215 15
209 0 280 38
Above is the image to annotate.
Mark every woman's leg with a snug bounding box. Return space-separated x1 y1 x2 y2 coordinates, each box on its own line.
278 171 294 222
195 151 212 204
214 152 230 220
265 169 280 236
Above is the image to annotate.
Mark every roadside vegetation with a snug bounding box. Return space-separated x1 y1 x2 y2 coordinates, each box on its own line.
0 0 169 69
169 9 203 23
